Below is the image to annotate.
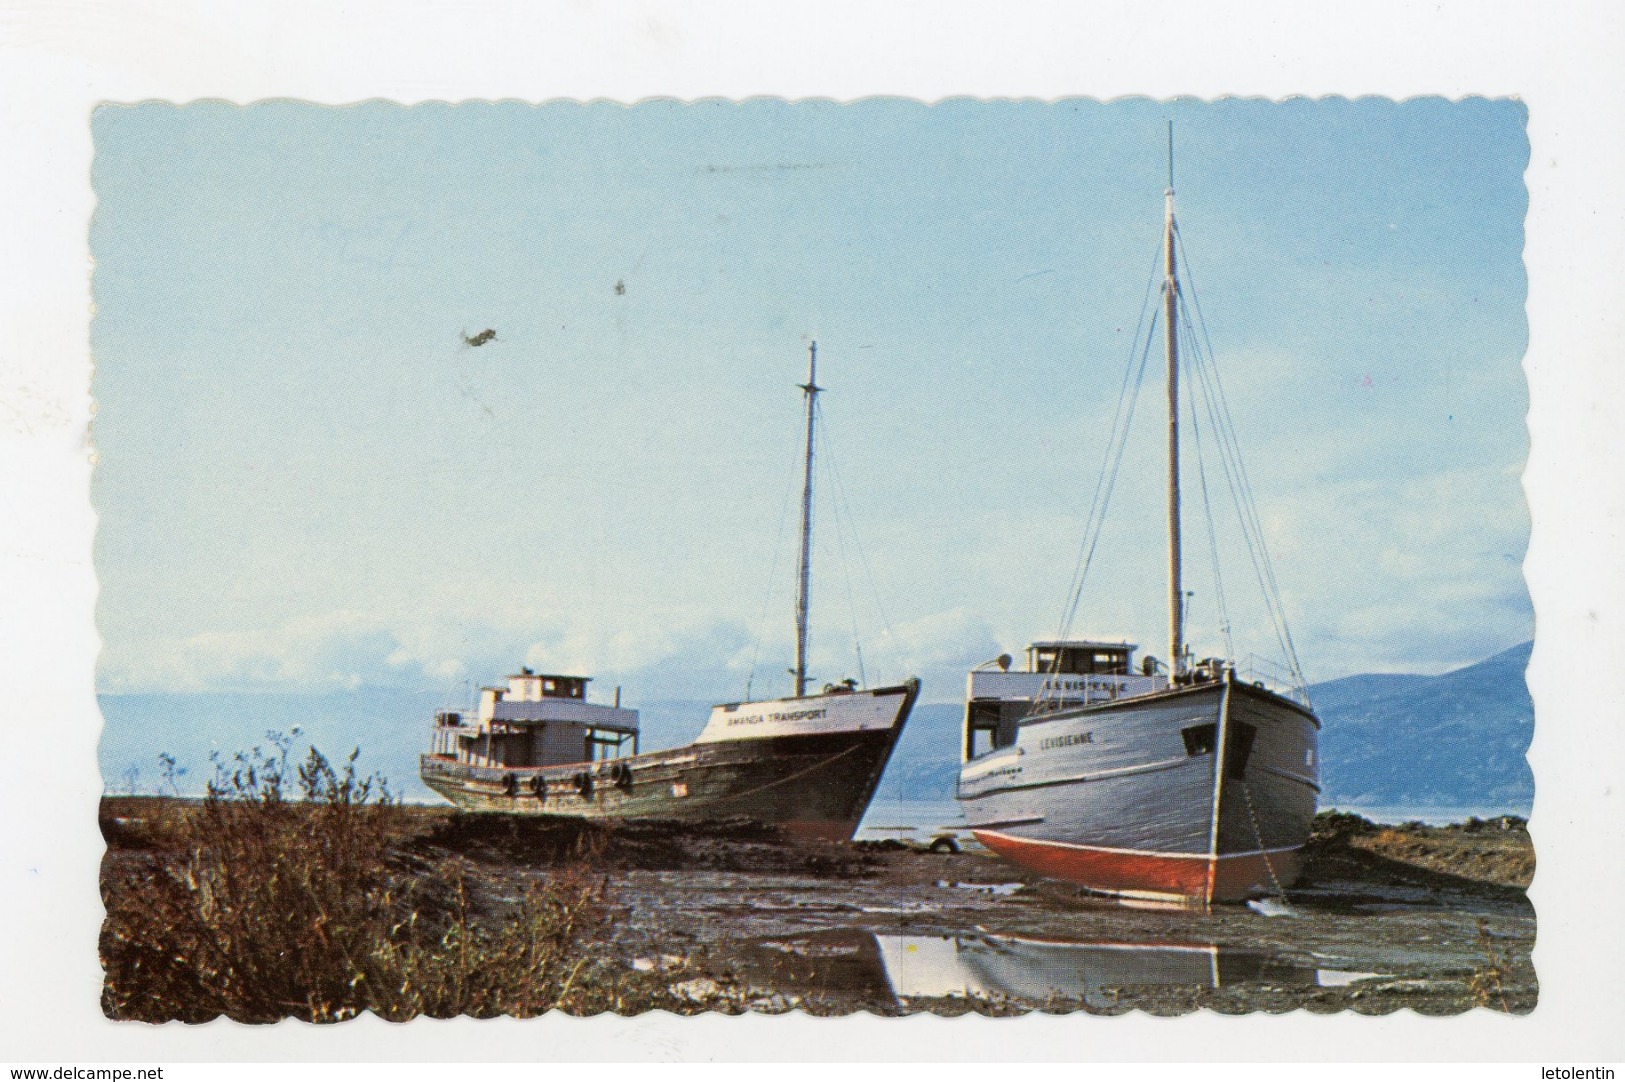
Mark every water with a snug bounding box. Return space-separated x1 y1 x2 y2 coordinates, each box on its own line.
1329 804 1529 825
719 927 1384 1010
857 798 1527 840
855 799 966 842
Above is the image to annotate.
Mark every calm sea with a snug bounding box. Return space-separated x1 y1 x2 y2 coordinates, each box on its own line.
854 798 1528 840
855 799 967 840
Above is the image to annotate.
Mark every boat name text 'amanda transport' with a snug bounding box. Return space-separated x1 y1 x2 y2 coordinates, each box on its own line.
726 707 830 727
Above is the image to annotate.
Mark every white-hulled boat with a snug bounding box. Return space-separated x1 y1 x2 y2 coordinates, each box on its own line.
956 135 1320 904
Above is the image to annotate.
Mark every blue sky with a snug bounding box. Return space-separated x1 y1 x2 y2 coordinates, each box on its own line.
91 97 1530 704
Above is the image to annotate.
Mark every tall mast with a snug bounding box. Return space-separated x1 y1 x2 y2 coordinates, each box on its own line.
1164 125 1185 679
794 341 821 698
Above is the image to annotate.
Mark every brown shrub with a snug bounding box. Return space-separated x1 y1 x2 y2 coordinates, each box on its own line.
101 741 611 1023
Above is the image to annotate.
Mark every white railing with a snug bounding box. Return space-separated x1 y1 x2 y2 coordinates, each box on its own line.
1234 654 1312 707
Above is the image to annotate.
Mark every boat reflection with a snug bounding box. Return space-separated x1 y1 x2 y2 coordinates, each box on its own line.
878 933 1322 1006
732 928 1359 1008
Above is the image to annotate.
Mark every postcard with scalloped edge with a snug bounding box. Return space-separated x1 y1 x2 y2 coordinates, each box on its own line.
93 97 1533 1020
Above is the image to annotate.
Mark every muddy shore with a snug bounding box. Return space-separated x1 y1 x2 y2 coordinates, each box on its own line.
100 798 1534 1016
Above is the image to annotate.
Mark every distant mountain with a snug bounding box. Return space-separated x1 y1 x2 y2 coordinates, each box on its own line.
1314 640 1533 811
99 642 1534 814
865 703 964 806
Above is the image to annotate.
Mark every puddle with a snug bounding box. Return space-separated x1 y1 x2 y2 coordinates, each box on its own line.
936 880 1025 896
1313 969 1384 987
718 928 1379 1009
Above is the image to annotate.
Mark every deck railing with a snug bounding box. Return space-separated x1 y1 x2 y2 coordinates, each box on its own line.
1234 654 1312 708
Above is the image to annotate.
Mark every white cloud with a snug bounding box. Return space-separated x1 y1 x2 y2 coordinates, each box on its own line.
1263 465 1531 676
102 611 520 695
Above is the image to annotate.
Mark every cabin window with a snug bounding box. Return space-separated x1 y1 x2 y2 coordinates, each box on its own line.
1226 723 1257 779
1182 723 1216 756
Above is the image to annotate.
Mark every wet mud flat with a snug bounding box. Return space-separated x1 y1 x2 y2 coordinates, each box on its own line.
533 815 1533 1015
101 800 1534 1017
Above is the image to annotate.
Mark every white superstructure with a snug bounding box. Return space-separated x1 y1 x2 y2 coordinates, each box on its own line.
963 641 1167 760
429 668 639 769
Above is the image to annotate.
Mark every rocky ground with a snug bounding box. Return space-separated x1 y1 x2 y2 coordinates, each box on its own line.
101 799 1535 1016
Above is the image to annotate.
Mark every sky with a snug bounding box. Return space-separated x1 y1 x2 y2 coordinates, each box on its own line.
90 97 1531 705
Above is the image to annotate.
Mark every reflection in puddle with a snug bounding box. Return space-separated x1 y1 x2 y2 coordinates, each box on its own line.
730 929 1375 1008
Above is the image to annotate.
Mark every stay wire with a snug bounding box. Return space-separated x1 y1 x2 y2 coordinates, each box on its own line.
1055 243 1166 643
1060 306 1158 640
818 385 904 683
1036 302 1160 717
1176 227 1307 693
814 401 869 690
1201 321 1304 690
743 403 807 701
1183 324 1235 661
1180 295 1289 675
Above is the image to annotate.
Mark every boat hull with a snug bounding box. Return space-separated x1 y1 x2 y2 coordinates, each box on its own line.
421 681 918 842
958 679 1318 904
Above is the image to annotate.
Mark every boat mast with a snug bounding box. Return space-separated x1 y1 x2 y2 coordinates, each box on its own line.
1164 124 1185 680
794 341 821 698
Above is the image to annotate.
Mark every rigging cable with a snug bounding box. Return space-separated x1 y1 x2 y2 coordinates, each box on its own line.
1183 317 1235 662
819 387 904 684
1179 293 1294 682
1176 225 1308 695
1053 243 1166 645
814 399 869 689
743 402 808 701
1055 307 1159 648
1036 257 1164 714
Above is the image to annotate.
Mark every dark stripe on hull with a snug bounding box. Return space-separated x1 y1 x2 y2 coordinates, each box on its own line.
960 680 1317 903
421 683 917 842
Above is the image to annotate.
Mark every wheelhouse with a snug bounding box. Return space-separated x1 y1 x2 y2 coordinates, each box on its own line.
963 640 1166 759
429 666 640 770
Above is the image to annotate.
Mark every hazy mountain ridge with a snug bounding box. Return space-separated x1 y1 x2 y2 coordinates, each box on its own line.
1314 640 1533 810
100 642 1534 812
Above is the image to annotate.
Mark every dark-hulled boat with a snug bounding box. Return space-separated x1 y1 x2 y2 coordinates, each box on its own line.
420 669 918 841
956 138 1320 904
421 344 919 841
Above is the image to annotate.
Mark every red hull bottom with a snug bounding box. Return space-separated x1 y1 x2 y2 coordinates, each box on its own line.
973 829 1304 905
779 817 861 843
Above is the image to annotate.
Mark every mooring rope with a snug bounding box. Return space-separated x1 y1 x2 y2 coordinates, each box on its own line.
1240 780 1291 906
700 734 873 806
